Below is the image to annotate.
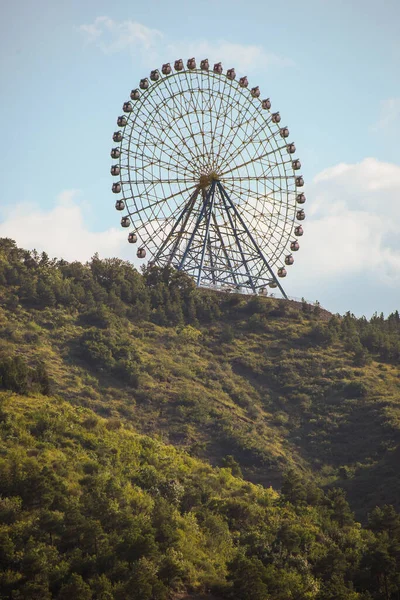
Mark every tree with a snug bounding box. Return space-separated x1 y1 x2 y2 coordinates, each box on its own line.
281 469 307 506
222 455 243 478
228 555 269 600
58 573 92 600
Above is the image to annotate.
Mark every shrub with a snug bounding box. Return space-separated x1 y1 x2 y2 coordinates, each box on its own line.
0 355 51 395
342 380 368 399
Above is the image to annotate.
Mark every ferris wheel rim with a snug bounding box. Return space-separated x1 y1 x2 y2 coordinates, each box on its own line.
110 58 306 295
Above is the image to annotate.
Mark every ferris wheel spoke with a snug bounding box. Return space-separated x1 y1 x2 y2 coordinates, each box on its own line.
123 178 194 186
121 138 194 178
123 134 194 181
184 72 208 145
160 75 208 168
120 153 188 179
219 129 283 175
224 160 290 181
220 132 281 175
198 77 228 168
222 178 293 205
222 171 292 182
198 77 223 167
217 100 270 168
209 78 239 166
126 183 198 219
221 102 261 165
127 109 200 171
137 91 201 167
220 150 295 179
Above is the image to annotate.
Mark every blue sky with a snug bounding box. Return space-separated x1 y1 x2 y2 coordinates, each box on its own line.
1 0 399 316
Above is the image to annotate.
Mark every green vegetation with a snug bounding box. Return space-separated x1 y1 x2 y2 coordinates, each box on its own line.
1 237 400 598
1 392 400 599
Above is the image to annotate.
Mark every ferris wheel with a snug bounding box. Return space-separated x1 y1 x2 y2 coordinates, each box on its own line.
110 58 306 297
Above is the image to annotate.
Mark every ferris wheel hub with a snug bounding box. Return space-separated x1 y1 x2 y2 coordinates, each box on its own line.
199 171 220 189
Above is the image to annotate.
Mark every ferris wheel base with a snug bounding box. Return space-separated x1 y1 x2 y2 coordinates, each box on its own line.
196 281 287 299
151 180 288 299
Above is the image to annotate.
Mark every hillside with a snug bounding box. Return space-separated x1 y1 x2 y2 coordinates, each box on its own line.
1 392 400 600
1 238 400 521
1 238 400 598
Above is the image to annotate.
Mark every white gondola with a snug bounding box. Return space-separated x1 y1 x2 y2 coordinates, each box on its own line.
277 267 287 278
292 159 301 170
239 76 248 88
110 147 120 159
287 143 296 154
121 216 130 228
113 131 122 142
271 112 281 123
280 127 289 138
226 68 236 80
296 209 305 220
285 254 294 265
269 281 278 288
213 62 223 74
117 116 127 127
251 86 260 98
128 232 137 243
112 182 121 193
174 59 184 71
294 225 304 236
200 59 209 70
290 240 300 251
150 69 160 81
137 247 146 258
296 193 306 204
295 176 304 187
123 102 133 113
262 98 271 109
187 57 196 69
115 199 125 211
111 165 120 176
139 78 149 89
130 89 140 100
162 63 172 75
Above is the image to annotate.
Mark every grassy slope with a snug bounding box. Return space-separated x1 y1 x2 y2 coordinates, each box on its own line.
1 295 399 520
1 390 384 600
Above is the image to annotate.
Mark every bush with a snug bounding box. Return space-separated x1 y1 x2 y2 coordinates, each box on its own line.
77 329 141 387
0 355 51 395
342 380 368 399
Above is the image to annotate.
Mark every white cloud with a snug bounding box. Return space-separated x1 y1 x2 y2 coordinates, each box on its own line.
0 190 139 265
77 16 162 55
312 157 400 213
77 16 293 73
286 158 400 305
